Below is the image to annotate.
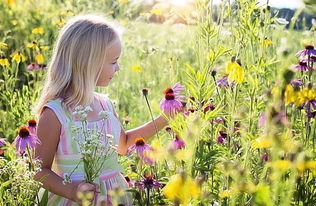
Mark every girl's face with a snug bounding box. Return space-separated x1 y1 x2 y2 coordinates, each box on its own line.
97 39 121 87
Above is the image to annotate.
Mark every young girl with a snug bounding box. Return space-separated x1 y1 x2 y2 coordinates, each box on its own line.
34 14 168 205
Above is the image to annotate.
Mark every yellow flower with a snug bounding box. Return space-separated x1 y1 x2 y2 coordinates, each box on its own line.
35 54 44 64
271 160 291 170
40 46 50 51
0 42 8 50
150 8 162 16
27 41 39 50
219 189 232 199
163 174 200 205
118 0 129 3
252 137 272 149
226 61 244 83
32 27 44 35
263 39 272 48
284 84 295 105
132 65 143 72
10 52 26 64
11 20 18 26
0 57 10 67
296 88 316 105
6 0 15 6
53 19 66 27
306 161 316 175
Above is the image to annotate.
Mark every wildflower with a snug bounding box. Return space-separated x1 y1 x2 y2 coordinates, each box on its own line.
291 79 304 87
284 84 298 105
150 8 162 16
297 87 316 106
14 126 41 153
171 136 185 150
135 174 161 190
53 19 66 27
271 160 291 170
142 88 149 96
163 173 200 205
296 45 316 57
0 138 6 147
219 189 232 199
258 113 266 127
132 65 143 72
35 54 44 64
26 63 40 71
0 42 8 50
226 59 244 83
160 83 184 114
213 117 225 124
0 57 10 67
217 131 227 144
262 153 269 162
27 120 37 135
293 59 311 71
305 100 316 118
40 45 50 51
10 51 26 64
204 104 215 113
127 137 153 164
263 38 272 48
32 27 44 35
252 137 272 149
26 41 39 50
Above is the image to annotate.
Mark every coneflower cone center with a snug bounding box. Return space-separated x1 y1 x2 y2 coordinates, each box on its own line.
164 88 173 94
165 93 175 100
28 120 37 127
305 45 314 50
299 61 307 66
135 138 145 146
19 127 30 137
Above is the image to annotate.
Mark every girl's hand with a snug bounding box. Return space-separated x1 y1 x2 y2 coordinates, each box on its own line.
72 182 100 205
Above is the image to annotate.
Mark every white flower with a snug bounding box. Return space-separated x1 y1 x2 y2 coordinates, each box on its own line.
99 111 111 119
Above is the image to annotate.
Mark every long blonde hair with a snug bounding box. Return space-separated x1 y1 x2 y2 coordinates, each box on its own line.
34 14 119 116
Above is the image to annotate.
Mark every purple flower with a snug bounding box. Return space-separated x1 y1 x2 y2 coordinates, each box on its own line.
296 45 316 57
172 136 185 150
262 153 269 162
305 100 316 119
217 75 229 88
135 174 161 190
26 63 40 71
213 117 224 124
293 59 311 71
124 176 135 188
0 138 6 147
217 131 227 144
160 93 183 114
258 113 266 127
127 137 153 165
14 126 41 153
290 79 304 87
27 119 37 135
172 82 184 96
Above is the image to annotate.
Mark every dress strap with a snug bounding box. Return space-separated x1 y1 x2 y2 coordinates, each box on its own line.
44 99 70 125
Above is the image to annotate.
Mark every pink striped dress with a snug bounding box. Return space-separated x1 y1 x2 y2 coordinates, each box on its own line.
43 94 132 206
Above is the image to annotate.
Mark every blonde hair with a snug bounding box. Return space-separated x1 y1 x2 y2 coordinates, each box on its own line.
34 14 120 116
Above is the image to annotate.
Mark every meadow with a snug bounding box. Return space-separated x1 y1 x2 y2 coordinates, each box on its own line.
0 0 316 205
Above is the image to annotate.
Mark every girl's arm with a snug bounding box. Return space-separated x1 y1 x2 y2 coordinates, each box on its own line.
118 115 168 154
34 108 78 201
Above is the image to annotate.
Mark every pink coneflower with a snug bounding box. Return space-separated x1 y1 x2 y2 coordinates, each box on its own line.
293 59 311 71
27 119 37 135
160 82 185 114
296 45 316 57
127 137 153 165
135 174 161 190
160 92 183 114
171 136 185 150
14 126 41 153
26 63 40 71
0 138 6 147
290 79 304 87
258 113 266 127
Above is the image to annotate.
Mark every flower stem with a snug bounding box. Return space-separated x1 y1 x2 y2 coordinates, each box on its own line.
143 94 159 139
